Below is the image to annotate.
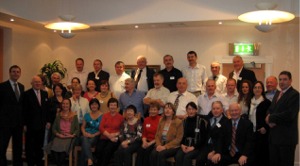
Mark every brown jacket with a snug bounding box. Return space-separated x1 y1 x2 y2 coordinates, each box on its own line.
155 117 183 149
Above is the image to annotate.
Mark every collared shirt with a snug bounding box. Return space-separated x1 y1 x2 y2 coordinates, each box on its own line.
9 79 20 94
159 67 183 92
210 114 223 127
144 86 170 114
70 96 90 124
135 67 148 93
232 67 243 82
182 64 208 93
198 92 229 115
265 90 277 102
223 91 239 105
209 74 227 95
109 72 131 99
119 89 146 117
167 91 197 116
67 70 88 91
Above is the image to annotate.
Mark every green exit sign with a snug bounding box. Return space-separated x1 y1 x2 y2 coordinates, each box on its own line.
229 43 260 56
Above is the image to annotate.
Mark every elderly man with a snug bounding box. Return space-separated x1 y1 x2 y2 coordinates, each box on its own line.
159 54 182 92
0 65 25 166
229 55 257 92
67 58 88 91
109 61 131 99
143 73 170 114
119 78 146 117
197 79 228 116
167 77 197 119
50 72 67 96
266 71 299 166
131 56 155 93
209 62 227 95
265 76 278 102
87 59 110 92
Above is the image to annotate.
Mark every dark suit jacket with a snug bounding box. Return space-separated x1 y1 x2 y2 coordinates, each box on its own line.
249 99 271 133
0 80 24 127
222 118 254 157
87 70 110 92
268 87 299 145
131 66 155 90
23 88 49 130
229 67 257 92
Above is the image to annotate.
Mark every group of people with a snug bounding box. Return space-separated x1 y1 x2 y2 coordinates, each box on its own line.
0 51 298 166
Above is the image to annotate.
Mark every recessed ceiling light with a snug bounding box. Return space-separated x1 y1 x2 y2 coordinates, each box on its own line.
10 18 15 22
134 25 139 28
218 21 222 25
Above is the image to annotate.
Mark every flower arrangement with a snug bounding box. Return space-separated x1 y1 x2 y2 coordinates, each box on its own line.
40 60 67 87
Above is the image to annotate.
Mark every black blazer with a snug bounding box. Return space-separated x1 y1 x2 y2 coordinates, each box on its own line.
249 99 271 133
131 66 155 90
229 67 257 92
0 80 24 127
23 88 49 130
222 118 254 157
268 87 299 145
87 70 110 92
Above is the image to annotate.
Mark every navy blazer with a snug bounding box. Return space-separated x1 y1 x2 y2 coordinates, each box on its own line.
229 67 257 92
87 70 110 92
0 80 24 127
131 66 155 90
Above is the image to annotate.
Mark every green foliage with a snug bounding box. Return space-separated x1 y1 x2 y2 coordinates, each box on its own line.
40 60 67 87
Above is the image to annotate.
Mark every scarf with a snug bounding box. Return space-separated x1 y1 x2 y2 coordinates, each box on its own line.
249 96 264 131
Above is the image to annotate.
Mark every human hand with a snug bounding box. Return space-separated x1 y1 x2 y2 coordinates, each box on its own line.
238 155 248 166
211 153 221 164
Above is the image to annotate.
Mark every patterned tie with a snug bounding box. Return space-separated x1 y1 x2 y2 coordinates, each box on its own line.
135 69 143 88
174 94 182 111
37 90 41 105
276 91 283 103
230 122 237 157
14 83 20 101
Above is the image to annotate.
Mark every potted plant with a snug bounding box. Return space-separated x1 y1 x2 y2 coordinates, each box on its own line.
40 60 67 87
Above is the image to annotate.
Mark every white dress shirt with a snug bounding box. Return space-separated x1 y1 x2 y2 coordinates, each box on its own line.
109 72 131 99
167 91 197 116
67 70 88 91
209 74 227 95
135 67 148 93
182 63 208 93
197 92 229 115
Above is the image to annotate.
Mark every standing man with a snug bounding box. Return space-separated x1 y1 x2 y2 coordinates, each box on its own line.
266 71 299 166
182 51 208 97
131 56 155 93
209 62 227 95
159 54 182 92
67 58 88 91
87 59 110 92
109 61 131 99
23 76 50 166
223 78 239 116
265 76 278 102
0 65 25 166
229 55 257 92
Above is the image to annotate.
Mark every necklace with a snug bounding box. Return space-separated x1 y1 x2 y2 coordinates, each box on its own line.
100 92 109 98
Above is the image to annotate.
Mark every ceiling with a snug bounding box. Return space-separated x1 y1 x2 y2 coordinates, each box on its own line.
0 0 299 32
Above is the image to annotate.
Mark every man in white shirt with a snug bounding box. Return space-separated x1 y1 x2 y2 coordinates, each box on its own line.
223 78 239 116
144 73 170 114
265 76 278 102
182 51 208 97
67 58 88 91
209 62 227 95
109 61 131 99
167 77 197 119
198 79 228 116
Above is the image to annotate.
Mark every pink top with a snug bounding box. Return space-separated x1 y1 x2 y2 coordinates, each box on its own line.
60 119 71 134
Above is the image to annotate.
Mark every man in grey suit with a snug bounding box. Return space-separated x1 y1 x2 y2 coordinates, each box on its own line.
266 71 299 166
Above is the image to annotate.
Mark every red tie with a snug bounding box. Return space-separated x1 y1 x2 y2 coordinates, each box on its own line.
230 122 237 157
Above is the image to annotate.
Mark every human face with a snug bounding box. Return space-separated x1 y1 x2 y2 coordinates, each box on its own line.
71 79 80 87
211 63 220 76
87 80 96 91
186 105 197 117
100 83 109 93
153 76 163 89
163 56 174 69
54 86 63 96
229 103 241 121
126 109 135 120
75 60 84 72
253 83 263 97
61 99 71 111
149 107 159 117
9 67 21 82
31 76 42 90
176 78 187 93
241 82 249 95
187 53 197 66
90 102 99 112
51 74 60 85
226 80 236 93
73 88 82 98
93 60 102 72
137 57 147 69
233 56 243 71
164 105 174 118
211 102 223 117
124 80 134 92
108 102 118 113
206 80 216 96
279 74 292 91
115 63 125 75
266 77 278 92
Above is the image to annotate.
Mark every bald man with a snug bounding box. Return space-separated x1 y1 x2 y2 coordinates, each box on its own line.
209 62 227 95
265 76 278 102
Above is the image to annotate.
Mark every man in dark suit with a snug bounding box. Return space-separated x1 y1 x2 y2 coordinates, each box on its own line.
229 55 257 92
220 102 254 166
266 71 299 166
0 65 24 166
87 59 110 92
23 76 50 166
131 56 155 93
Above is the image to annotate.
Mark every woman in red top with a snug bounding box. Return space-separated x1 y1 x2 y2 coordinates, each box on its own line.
136 102 161 166
95 98 124 166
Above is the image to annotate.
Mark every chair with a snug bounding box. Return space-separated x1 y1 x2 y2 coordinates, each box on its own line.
73 146 96 166
44 149 73 166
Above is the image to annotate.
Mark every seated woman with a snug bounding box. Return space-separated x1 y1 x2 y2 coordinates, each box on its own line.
136 102 161 166
175 102 209 166
150 102 183 166
83 79 99 102
114 105 143 166
95 98 124 166
80 98 103 166
48 98 79 166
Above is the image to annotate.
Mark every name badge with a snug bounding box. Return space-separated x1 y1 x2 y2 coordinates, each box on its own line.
195 128 200 132
238 77 242 80
170 76 175 80
99 100 104 103
146 124 151 128
216 123 221 128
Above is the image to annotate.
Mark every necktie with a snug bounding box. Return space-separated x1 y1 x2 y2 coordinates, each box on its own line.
276 91 283 102
211 118 217 128
14 83 20 101
213 76 217 81
230 122 237 157
174 94 182 111
37 90 41 105
135 69 143 88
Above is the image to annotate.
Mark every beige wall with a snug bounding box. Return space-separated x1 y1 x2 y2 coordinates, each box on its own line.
1 21 299 164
